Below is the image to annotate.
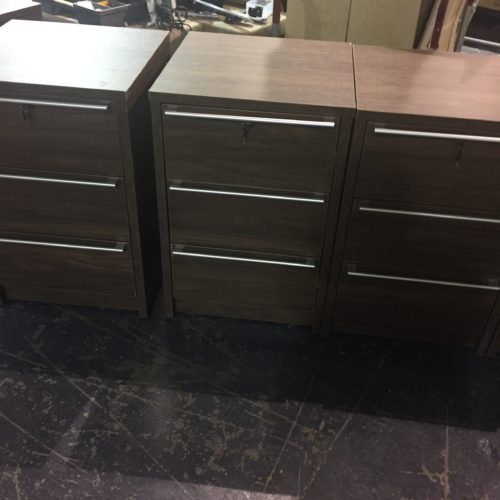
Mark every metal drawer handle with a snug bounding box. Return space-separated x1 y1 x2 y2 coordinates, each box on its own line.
374 127 500 144
172 250 316 269
0 97 109 112
348 271 500 291
0 238 126 253
0 173 119 188
164 110 336 129
464 36 500 49
359 206 500 225
169 185 325 204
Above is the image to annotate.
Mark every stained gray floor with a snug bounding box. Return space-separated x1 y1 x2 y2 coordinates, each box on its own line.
0 297 499 499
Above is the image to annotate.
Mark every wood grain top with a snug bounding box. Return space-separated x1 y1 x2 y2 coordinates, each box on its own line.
0 21 169 102
150 31 356 112
354 44 500 123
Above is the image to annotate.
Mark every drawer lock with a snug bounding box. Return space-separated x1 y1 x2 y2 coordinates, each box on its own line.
21 104 33 123
242 121 253 146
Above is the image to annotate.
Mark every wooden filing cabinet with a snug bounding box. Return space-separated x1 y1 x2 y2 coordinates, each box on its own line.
323 45 500 355
0 21 170 316
150 32 355 326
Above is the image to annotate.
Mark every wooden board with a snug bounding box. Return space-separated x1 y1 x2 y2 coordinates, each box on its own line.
150 31 356 113
347 0 425 49
353 44 500 123
285 0 351 41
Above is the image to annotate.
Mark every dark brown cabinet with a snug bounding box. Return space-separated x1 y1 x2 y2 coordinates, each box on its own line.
151 32 355 326
323 45 500 355
0 21 171 316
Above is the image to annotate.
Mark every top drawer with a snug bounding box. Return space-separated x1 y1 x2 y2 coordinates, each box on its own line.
163 105 338 193
356 122 500 212
0 97 122 176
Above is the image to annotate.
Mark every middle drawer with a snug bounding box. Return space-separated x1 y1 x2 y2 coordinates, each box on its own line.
168 182 327 256
345 200 500 280
0 169 129 241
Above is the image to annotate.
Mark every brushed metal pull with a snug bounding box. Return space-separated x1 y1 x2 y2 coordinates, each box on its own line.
374 127 500 144
0 173 119 188
0 97 109 111
464 36 500 49
358 206 500 225
164 110 336 129
0 238 126 253
169 185 325 204
348 271 500 291
172 250 316 269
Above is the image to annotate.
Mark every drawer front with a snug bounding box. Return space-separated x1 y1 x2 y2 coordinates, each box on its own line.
0 170 129 241
0 97 122 176
0 234 135 296
333 266 499 347
356 123 500 212
171 245 317 325
168 183 327 256
163 106 338 193
345 201 500 279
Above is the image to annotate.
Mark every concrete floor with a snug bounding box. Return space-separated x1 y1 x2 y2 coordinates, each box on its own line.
0 297 499 499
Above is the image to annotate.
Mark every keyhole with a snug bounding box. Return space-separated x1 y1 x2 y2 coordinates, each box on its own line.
455 140 464 167
21 104 33 123
242 122 252 146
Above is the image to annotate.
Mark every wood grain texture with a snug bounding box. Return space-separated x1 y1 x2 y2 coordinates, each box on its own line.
163 106 338 193
334 265 498 347
169 185 327 257
0 0 40 25
0 21 169 109
0 169 129 241
0 234 135 295
0 23 171 315
353 44 500 123
152 34 355 327
171 247 317 325
0 100 122 175
356 121 500 212
345 199 500 281
150 32 356 113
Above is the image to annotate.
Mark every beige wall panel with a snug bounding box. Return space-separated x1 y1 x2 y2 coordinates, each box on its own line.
285 0 352 41
347 0 423 49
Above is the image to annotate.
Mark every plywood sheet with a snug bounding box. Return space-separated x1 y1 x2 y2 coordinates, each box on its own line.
347 0 423 49
285 0 352 41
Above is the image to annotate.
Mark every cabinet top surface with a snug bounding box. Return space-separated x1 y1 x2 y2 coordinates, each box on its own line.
0 20 169 96
353 44 500 123
150 32 356 111
0 0 38 15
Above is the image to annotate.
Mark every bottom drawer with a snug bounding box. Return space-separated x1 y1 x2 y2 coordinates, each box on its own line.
333 266 499 347
171 245 317 325
0 234 136 296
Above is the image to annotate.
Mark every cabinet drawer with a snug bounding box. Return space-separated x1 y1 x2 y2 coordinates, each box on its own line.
0 97 122 176
333 266 499 347
163 105 338 193
0 234 135 296
168 182 327 256
171 245 317 325
0 170 129 241
356 123 500 212
345 201 500 279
